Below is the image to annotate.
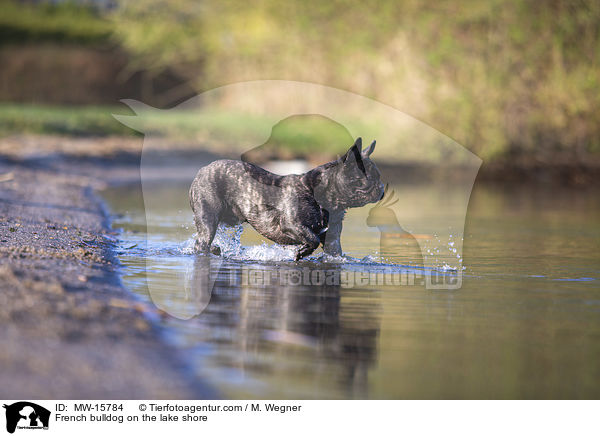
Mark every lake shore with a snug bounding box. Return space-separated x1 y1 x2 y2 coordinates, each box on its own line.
1 133 597 398
0 140 218 399
1 134 598 187
1 134 598 399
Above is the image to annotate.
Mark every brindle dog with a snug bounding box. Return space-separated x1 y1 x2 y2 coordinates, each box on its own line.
189 138 384 260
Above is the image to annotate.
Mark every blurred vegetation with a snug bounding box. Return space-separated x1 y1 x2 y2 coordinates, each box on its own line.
0 104 137 136
0 0 112 45
242 115 355 162
0 0 599 165
111 0 600 162
0 104 376 159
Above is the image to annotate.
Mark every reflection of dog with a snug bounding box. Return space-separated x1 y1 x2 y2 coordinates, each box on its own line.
3 402 50 434
190 137 384 260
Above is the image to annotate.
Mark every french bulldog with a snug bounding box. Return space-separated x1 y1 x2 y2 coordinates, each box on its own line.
189 137 385 260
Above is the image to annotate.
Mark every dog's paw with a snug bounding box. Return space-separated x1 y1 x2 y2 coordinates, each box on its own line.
210 245 222 256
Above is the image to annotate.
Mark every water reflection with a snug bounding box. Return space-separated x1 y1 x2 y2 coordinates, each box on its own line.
177 258 380 398
104 181 600 399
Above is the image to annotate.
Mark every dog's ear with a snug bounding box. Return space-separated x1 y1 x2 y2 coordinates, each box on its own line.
351 137 362 153
342 137 362 160
362 140 376 158
342 137 366 174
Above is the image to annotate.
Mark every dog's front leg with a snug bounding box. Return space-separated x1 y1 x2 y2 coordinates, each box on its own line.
321 214 344 256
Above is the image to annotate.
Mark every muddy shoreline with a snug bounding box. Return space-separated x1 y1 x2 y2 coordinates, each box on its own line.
0 148 218 399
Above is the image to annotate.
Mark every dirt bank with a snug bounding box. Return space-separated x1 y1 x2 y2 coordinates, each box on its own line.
0 148 217 398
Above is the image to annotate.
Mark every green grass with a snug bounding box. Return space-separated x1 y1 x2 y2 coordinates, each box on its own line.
0 104 137 137
0 104 370 158
0 0 112 45
0 103 483 165
119 110 370 157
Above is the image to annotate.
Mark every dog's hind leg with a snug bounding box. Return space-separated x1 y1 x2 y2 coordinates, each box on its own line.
286 225 321 261
192 201 219 253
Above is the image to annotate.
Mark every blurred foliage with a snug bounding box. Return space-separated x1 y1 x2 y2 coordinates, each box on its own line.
0 104 353 157
1 103 457 163
111 0 600 161
1 0 598 164
0 104 137 136
0 0 112 45
0 104 379 160
242 115 355 162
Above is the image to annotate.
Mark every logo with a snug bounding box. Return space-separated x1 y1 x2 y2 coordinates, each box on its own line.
114 80 481 319
3 402 50 434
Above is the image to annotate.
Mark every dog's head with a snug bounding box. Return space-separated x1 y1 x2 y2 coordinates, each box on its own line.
319 137 385 210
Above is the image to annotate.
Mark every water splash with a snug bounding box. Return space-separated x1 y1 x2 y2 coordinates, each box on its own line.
178 225 463 275
212 224 244 257
181 224 296 261
440 263 458 272
180 237 196 255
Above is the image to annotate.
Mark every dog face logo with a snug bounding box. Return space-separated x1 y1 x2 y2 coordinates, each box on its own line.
3 402 50 434
114 80 481 319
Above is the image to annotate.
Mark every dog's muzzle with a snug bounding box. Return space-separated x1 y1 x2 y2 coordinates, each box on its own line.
378 182 385 200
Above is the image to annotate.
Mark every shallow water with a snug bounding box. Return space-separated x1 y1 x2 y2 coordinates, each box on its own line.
103 179 600 399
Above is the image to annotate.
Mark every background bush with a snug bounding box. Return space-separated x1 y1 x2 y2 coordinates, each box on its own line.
112 0 600 161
